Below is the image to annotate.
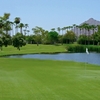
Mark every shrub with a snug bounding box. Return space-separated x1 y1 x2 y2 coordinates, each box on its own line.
67 45 100 53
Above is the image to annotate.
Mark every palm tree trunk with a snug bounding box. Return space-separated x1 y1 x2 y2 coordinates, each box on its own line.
15 24 18 34
12 24 14 36
20 27 22 34
62 30 63 45
88 30 90 45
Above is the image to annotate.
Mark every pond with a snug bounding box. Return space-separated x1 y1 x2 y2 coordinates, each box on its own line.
6 53 100 65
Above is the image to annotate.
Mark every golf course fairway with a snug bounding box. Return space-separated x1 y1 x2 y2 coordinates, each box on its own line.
0 58 100 100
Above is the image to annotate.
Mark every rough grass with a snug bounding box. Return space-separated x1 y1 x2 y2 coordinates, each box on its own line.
0 58 100 100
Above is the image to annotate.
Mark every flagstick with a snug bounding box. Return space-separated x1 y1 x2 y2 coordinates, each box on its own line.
85 48 89 75
85 54 88 75
85 57 87 75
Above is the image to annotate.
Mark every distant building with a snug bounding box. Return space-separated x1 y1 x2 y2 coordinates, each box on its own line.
73 18 100 36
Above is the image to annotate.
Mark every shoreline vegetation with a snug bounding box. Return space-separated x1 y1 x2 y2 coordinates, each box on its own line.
0 44 100 57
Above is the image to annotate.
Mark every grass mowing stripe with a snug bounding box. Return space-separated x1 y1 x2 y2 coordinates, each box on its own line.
0 58 100 100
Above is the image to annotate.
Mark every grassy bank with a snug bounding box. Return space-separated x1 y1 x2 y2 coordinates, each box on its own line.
0 58 100 100
0 44 66 56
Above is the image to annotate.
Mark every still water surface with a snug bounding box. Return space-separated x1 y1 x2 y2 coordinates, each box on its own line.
6 53 100 65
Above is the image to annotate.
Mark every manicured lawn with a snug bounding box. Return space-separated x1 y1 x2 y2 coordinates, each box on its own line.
0 44 100 99
0 58 100 100
0 44 66 56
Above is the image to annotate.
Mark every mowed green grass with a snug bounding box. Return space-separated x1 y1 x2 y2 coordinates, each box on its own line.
0 44 66 56
0 58 100 100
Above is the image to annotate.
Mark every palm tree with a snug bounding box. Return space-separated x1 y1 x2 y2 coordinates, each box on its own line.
10 21 15 36
27 30 30 36
51 28 55 31
19 23 24 34
57 27 61 34
23 29 27 35
90 25 97 45
76 25 79 38
78 25 83 36
14 17 20 34
80 23 89 45
85 24 92 45
24 24 28 31
68 26 73 31
73 24 76 33
86 24 92 36
63 27 67 34
60 27 65 45
66 26 69 32
61 27 65 35
70 26 73 30
91 25 96 34
81 23 88 35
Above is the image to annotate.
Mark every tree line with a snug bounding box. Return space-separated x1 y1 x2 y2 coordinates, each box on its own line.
30 22 100 46
0 13 100 50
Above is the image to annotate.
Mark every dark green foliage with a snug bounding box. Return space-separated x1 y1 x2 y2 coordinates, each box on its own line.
67 45 85 52
33 34 41 46
77 35 88 45
12 33 26 50
48 31 58 44
0 34 12 50
77 25 100 45
14 17 20 24
63 31 76 44
58 35 64 44
92 31 100 44
78 34 99 45
3 37 9 47
0 20 4 28
67 45 100 53
0 38 3 50
2 34 12 47
26 35 35 44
